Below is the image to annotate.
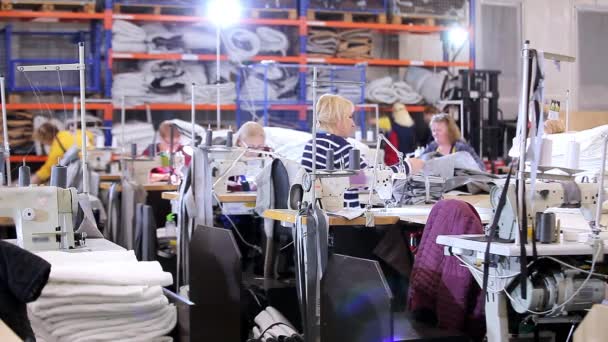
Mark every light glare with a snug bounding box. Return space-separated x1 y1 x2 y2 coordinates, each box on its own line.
207 0 242 27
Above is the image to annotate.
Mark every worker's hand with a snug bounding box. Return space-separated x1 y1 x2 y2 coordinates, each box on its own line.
31 174 41 185
406 158 425 175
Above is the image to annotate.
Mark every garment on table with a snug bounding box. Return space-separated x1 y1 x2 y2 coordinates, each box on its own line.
408 200 485 338
36 130 94 182
0 241 51 341
422 140 485 171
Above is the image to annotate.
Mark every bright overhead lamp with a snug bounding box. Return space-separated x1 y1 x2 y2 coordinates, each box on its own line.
207 0 242 28
447 26 469 49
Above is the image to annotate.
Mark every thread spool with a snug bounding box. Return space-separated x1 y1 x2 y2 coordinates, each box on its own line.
565 140 580 170
366 129 374 141
349 149 360 171
535 212 543 241
206 129 213 147
326 149 334 171
539 138 553 166
226 131 233 148
355 130 362 141
50 165 67 188
538 212 556 244
130 143 137 159
18 165 31 187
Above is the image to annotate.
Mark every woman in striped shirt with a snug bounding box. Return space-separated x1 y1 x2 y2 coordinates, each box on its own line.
302 94 425 208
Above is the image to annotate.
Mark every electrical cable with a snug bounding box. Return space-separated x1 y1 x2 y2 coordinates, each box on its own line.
504 244 602 315
56 70 69 128
212 191 263 254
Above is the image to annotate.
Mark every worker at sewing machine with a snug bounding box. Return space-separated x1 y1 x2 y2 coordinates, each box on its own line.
31 122 93 185
302 94 425 208
421 113 485 170
144 121 190 183
227 121 270 192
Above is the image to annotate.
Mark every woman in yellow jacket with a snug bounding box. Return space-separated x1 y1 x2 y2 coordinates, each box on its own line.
31 122 94 184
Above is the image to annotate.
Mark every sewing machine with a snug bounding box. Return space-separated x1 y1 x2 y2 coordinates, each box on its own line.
122 157 161 184
210 147 268 195
87 148 114 172
0 186 79 251
436 179 607 342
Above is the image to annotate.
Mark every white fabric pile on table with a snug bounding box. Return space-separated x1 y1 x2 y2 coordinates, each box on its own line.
28 250 176 342
366 76 423 104
113 20 147 53
337 29 373 59
251 306 300 341
509 124 608 177
307 29 339 57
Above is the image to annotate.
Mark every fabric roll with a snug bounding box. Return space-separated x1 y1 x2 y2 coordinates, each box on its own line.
366 76 423 104
112 20 147 53
141 23 184 53
256 27 289 56
222 28 261 62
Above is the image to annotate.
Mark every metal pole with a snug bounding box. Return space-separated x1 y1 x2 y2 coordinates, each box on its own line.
191 83 196 150
565 89 570 132
516 41 532 244
0 76 11 185
311 67 318 202
121 95 126 156
72 96 78 136
78 42 89 194
594 134 608 234
216 26 221 130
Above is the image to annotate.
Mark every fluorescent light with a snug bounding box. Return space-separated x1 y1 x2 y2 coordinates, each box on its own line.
207 0 242 27
447 26 469 49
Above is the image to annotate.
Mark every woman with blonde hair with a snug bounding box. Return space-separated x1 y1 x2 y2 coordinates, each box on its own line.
302 94 424 207
422 113 484 170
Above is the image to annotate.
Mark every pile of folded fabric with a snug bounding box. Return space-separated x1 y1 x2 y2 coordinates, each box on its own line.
28 250 176 342
393 174 445 205
112 20 147 53
337 29 372 59
305 68 364 103
1 110 34 148
307 28 339 57
366 76 423 104
239 65 299 111
142 23 185 53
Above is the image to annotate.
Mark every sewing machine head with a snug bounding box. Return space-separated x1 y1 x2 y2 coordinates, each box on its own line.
0 186 79 251
88 148 114 172
492 180 600 241
122 156 162 184
210 147 269 195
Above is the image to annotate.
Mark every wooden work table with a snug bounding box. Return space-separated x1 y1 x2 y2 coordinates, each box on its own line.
161 191 257 203
99 174 121 181
262 209 400 226
99 182 178 192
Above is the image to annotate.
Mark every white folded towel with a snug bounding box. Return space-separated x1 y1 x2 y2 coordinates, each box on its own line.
48 261 173 286
37 250 138 264
41 283 147 298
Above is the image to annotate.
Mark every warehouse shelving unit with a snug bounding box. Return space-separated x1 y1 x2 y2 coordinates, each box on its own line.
0 0 474 160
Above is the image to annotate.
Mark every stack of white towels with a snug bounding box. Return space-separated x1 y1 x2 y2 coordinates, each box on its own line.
28 250 176 342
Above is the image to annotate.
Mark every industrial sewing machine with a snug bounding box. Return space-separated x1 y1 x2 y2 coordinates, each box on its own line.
0 186 81 251
210 147 269 195
87 148 115 172
122 156 162 184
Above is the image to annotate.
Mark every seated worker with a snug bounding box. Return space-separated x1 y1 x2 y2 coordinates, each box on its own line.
227 121 269 192
422 113 485 170
302 94 425 208
31 122 94 184
144 121 191 182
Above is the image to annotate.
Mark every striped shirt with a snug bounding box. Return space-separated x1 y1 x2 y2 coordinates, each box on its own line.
301 133 368 208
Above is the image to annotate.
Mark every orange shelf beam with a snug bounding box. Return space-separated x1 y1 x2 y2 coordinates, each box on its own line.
112 13 300 26
307 57 472 68
124 104 236 111
307 20 447 33
9 155 47 163
111 52 301 63
6 103 111 110
0 10 104 20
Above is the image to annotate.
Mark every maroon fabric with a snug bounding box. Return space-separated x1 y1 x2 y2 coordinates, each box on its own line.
407 199 486 339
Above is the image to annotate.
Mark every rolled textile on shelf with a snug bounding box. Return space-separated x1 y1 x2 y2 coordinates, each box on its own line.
222 28 261 62
141 22 184 53
182 27 217 52
366 76 423 104
256 27 289 56
112 20 147 53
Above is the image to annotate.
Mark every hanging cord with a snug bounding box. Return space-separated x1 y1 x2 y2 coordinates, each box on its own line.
21 71 53 118
212 192 263 254
56 70 69 128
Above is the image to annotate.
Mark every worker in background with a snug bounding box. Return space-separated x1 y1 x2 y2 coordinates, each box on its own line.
31 122 94 184
384 103 417 165
302 94 425 208
145 121 191 182
414 105 439 147
422 113 485 170
227 121 269 191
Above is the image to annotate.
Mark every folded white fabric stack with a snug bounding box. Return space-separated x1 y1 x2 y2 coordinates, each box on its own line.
112 121 155 154
305 68 364 103
28 250 176 342
366 76 423 104
113 20 147 53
